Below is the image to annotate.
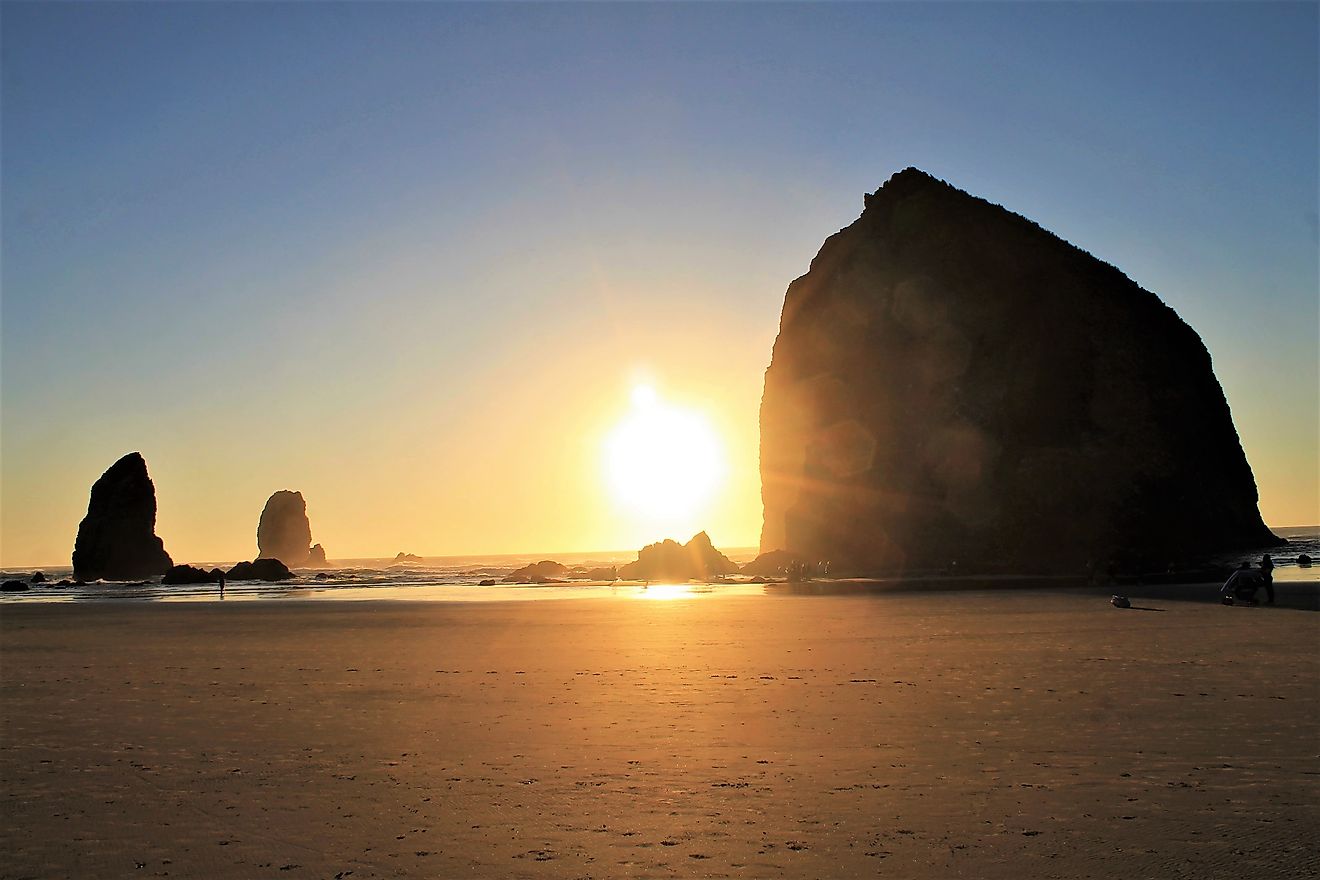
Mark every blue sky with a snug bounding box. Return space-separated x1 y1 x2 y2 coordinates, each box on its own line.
2 2 1316 565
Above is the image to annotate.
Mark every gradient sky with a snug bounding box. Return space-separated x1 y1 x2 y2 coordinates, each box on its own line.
2 2 1316 566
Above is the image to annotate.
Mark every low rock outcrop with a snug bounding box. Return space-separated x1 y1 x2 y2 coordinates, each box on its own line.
72 452 173 580
162 564 221 585
392 552 423 564
2 580 29 592
256 491 326 567
226 558 294 581
760 168 1281 574
740 550 802 577
618 532 738 581
503 560 569 583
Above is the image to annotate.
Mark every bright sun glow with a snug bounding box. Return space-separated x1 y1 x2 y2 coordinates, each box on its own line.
605 385 725 523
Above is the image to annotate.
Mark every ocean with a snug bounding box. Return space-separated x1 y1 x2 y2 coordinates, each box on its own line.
3 529 1316 603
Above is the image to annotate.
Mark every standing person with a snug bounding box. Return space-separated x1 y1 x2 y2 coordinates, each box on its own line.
218 573 226 599
1260 554 1275 604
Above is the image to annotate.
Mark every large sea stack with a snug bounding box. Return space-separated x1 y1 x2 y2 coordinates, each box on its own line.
72 452 173 580
256 490 326 567
759 168 1280 574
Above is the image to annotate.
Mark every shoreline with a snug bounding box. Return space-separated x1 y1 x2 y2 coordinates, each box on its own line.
3 590 1318 879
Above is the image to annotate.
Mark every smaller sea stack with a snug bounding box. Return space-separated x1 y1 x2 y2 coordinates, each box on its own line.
256 490 326 567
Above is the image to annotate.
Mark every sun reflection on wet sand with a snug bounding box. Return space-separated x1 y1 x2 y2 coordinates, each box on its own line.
634 582 715 601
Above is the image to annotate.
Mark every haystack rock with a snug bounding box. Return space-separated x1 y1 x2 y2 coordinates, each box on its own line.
256 491 326 567
618 532 739 581
72 452 173 580
759 168 1280 574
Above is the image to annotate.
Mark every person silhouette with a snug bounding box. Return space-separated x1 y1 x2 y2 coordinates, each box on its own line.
1260 554 1275 604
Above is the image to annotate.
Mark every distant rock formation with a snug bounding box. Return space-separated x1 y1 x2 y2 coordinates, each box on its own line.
392 552 424 564
162 564 222 585
2 580 29 592
72 452 173 580
256 491 326 567
29 572 46 583
759 168 1281 574
226 558 293 581
581 566 618 581
618 532 738 581
503 560 569 583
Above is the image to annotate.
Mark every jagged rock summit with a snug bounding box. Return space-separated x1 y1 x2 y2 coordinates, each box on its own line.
618 532 739 581
760 168 1280 574
256 490 326 568
72 452 173 580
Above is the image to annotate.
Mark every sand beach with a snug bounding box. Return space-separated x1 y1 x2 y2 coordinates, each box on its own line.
2 585 1316 879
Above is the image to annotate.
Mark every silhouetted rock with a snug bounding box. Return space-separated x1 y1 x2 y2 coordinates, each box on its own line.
478 578 498 586
582 566 618 581
226 558 294 581
29 572 45 583
760 168 1282 574
72 452 173 581
1298 554 1313 567
162 564 221 585
618 532 738 581
256 491 326 567
392 552 423 564
740 550 802 577
503 560 568 583
2 580 29 592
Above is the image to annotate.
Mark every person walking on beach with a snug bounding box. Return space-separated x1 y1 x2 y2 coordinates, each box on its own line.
1260 554 1275 604
218 573 226 599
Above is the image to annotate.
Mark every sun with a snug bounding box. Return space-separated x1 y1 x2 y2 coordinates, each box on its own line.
604 385 726 523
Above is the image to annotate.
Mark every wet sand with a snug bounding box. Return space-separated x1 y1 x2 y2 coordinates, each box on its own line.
2 588 1317 879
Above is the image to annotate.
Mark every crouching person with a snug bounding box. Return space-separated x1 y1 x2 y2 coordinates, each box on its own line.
1221 563 1265 605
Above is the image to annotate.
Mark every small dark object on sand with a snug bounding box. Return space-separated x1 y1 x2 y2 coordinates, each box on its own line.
2 580 30 592
1111 595 1131 609
1298 554 1312 567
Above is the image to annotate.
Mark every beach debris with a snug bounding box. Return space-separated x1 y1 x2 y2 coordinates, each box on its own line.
1110 595 1131 609
72 452 173 581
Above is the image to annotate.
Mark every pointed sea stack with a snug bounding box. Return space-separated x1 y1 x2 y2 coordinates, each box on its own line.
759 168 1280 574
72 452 173 580
256 490 325 567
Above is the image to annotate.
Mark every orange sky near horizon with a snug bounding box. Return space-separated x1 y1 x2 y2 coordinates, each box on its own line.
2 5 1315 569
